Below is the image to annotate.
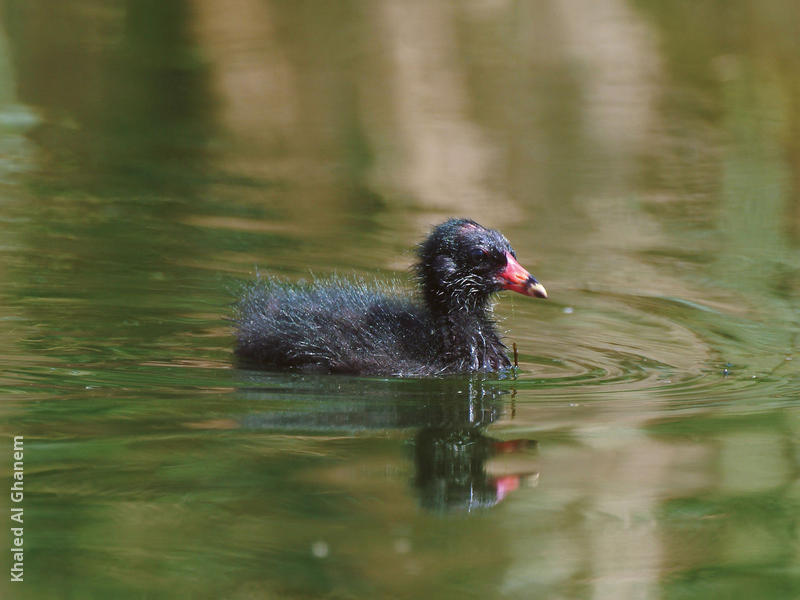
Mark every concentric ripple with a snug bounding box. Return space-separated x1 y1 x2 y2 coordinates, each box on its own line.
504 290 792 399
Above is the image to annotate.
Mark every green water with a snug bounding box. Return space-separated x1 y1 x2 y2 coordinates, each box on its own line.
1 2 799 599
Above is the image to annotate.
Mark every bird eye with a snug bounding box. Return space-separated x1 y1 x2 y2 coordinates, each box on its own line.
469 247 488 262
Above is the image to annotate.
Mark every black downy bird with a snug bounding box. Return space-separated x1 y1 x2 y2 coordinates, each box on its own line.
234 218 547 376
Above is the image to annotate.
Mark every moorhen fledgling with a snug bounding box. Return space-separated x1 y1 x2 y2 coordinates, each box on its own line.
234 218 547 376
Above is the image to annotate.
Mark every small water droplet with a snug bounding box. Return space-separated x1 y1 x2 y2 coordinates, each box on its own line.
311 541 329 558
563 307 574 314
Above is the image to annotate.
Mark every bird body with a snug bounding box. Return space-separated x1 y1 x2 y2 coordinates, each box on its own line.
234 219 546 376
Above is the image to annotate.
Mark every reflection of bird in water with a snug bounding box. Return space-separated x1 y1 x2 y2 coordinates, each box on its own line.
414 429 539 513
234 219 547 375
198 374 540 513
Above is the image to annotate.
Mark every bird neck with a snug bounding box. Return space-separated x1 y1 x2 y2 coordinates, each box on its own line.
423 285 492 319
435 308 491 345
429 302 508 371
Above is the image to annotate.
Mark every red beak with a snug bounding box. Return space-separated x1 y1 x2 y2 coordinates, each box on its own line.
497 252 547 298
